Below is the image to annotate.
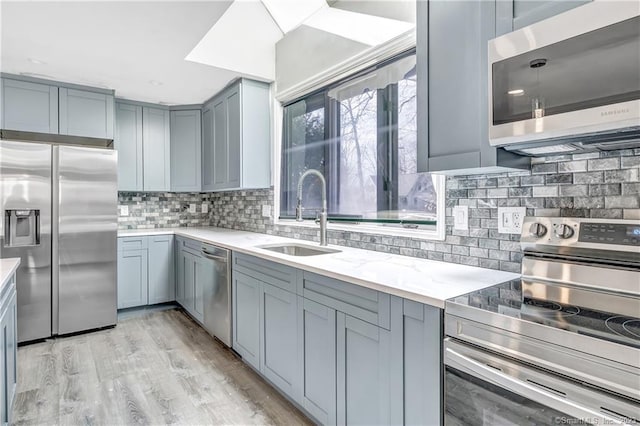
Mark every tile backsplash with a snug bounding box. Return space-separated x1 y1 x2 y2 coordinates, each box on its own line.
119 149 640 273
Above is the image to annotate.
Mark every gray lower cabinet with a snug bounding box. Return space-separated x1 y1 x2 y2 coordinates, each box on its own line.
337 313 394 426
174 238 211 325
148 236 175 305
298 298 337 425
117 235 173 309
232 254 436 425
0 274 17 425
59 87 114 139
115 102 143 191
402 299 443 426
232 270 261 370
170 109 201 192
142 107 171 192
260 282 301 401
1 78 58 134
117 247 148 309
202 79 271 192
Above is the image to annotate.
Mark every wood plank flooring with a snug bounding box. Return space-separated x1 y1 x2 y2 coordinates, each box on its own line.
13 308 313 425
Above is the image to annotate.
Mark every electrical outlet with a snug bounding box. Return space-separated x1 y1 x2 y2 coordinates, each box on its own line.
262 204 271 218
201 203 209 214
189 203 197 214
453 205 468 231
119 205 129 216
498 207 526 234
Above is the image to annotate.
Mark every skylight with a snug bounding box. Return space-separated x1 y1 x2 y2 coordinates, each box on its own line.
260 0 327 33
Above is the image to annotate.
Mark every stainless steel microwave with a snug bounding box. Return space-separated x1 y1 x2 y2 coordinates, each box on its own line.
488 1 640 156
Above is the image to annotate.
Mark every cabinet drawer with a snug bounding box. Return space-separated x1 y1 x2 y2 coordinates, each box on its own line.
233 253 298 294
302 272 390 330
176 236 202 253
117 236 148 251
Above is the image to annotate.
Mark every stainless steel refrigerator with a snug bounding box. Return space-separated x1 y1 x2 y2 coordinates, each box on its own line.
0 140 117 343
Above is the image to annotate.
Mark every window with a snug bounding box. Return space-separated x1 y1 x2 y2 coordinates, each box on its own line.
280 51 442 232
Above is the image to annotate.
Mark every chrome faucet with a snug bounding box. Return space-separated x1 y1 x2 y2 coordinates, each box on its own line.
296 169 328 246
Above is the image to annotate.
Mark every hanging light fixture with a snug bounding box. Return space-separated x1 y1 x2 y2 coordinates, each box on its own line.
530 58 547 119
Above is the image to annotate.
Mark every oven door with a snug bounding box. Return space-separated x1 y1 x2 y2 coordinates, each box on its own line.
444 338 638 425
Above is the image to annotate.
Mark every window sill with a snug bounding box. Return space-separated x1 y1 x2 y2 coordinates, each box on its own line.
274 218 446 241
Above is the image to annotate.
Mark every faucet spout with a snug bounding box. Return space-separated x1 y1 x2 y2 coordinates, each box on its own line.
296 169 328 246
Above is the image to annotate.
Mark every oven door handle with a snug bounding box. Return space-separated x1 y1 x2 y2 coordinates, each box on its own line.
445 340 631 425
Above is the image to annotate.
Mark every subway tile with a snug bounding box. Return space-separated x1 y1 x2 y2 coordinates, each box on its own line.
508 187 532 197
559 185 588 196
557 160 587 173
520 175 545 186
605 196 640 209
487 188 508 198
590 209 623 219
531 163 557 174
621 156 640 168
573 172 604 184
604 168 639 183
573 197 605 209
622 183 640 195
588 158 620 171
532 186 558 197
589 184 621 196
623 209 640 220
545 197 574 208
545 174 573 185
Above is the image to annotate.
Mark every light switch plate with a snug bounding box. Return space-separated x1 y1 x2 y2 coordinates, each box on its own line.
189 204 197 214
119 205 129 216
453 205 469 231
262 204 271 218
498 207 526 234
201 203 209 214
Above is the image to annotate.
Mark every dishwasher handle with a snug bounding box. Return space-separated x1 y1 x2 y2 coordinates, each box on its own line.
201 248 229 262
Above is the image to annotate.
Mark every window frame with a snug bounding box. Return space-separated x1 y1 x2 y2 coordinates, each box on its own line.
274 50 446 241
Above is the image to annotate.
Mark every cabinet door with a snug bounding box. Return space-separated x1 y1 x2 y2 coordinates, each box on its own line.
499 0 591 32
425 0 496 172
1 78 58 133
115 102 143 191
337 313 391 426
59 88 114 139
142 107 171 191
299 298 337 425
183 251 196 313
212 97 228 190
232 271 260 370
0 288 17 425
148 236 175 305
193 254 212 324
170 110 202 192
402 300 442 426
117 249 148 309
201 102 214 191
175 243 186 306
225 86 241 189
260 283 300 401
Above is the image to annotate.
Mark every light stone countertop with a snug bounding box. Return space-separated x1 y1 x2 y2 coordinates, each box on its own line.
118 227 521 308
0 258 20 294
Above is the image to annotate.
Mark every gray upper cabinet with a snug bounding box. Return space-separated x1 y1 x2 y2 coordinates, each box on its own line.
114 102 143 191
202 79 271 192
497 0 592 34
142 107 171 192
417 0 529 174
59 88 114 139
170 109 202 192
0 78 58 134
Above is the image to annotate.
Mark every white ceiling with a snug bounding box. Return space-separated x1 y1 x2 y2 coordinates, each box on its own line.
0 1 258 105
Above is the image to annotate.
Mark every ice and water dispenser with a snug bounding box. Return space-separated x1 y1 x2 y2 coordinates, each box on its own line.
4 209 40 247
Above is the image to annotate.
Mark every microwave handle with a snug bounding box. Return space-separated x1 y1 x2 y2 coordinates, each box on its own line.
445 342 629 425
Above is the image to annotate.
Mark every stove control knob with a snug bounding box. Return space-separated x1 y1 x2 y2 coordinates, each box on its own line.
554 224 574 239
529 222 548 238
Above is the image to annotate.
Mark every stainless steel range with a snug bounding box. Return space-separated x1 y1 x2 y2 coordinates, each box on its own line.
444 217 639 425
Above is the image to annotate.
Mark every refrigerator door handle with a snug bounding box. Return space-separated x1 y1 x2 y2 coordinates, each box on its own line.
52 146 59 336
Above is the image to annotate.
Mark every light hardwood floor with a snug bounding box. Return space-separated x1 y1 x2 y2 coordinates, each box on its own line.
13 308 313 426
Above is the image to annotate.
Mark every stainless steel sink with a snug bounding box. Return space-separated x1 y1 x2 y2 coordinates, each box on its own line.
256 243 341 257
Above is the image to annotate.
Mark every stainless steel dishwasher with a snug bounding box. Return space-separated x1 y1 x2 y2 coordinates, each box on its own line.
200 243 232 347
